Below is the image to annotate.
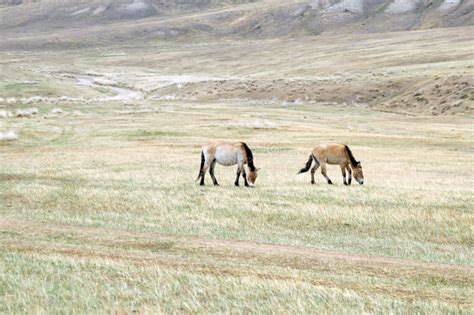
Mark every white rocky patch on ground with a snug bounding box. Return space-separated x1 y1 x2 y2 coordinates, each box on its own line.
71 7 90 16
100 86 144 101
0 110 12 118
93 78 117 86
385 0 420 13
75 73 235 102
131 74 237 91
309 0 333 10
50 108 63 114
77 78 95 87
77 77 144 101
223 119 279 129
0 130 18 141
325 0 365 14
117 0 157 17
0 107 38 118
124 0 150 12
15 107 39 118
93 5 107 16
0 95 86 105
437 0 461 10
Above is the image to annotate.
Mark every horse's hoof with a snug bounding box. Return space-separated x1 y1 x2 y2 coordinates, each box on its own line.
311 181 315 184
234 183 239 187
328 180 333 185
214 183 220 186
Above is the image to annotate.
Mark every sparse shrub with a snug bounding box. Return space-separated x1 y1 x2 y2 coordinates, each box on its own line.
15 107 39 118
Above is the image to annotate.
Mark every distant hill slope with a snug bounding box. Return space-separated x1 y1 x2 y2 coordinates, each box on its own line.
0 0 473 49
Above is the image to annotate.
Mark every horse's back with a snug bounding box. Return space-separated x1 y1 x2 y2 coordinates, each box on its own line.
313 144 348 165
203 141 240 166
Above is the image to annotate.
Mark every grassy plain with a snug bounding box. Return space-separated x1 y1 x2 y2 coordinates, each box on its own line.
0 27 473 313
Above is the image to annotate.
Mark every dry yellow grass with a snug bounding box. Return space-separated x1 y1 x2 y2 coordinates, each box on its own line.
1 98 473 313
0 27 473 313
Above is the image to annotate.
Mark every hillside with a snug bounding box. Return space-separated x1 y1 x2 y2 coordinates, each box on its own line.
0 0 473 115
1 0 473 49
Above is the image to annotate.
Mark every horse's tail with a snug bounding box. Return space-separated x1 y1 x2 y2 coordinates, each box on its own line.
241 142 256 172
196 150 205 181
298 154 314 174
344 145 358 167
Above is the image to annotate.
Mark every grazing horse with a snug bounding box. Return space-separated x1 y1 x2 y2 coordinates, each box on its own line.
197 142 259 186
298 144 364 185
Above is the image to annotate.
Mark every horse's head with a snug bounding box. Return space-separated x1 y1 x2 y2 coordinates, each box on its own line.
247 168 260 186
353 162 364 185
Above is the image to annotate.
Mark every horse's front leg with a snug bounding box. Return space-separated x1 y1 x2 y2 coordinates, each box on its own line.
345 165 352 185
242 167 249 187
341 164 348 185
321 163 333 185
234 165 242 186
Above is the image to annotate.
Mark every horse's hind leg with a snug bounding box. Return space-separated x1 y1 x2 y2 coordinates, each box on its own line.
200 162 210 186
209 159 219 186
310 161 320 184
341 164 348 185
321 163 333 185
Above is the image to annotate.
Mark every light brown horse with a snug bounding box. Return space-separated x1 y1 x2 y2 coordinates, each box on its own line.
197 142 259 186
298 144 364 185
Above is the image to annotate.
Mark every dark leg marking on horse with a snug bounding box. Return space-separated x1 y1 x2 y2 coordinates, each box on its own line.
235 168 241 186
341 165 348 185
242 168 249 187
200 162 210 186
210 159 219 186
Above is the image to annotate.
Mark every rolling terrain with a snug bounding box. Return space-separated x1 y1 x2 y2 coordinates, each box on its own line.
0 0 473 313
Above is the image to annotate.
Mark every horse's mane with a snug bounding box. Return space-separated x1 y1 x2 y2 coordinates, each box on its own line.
344 145 359 167
241 142 256 171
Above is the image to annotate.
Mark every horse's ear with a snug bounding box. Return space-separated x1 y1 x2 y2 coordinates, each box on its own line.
256 168 261 172
357 162 361 167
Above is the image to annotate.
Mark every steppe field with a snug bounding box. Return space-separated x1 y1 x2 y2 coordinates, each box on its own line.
1 0 474 312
